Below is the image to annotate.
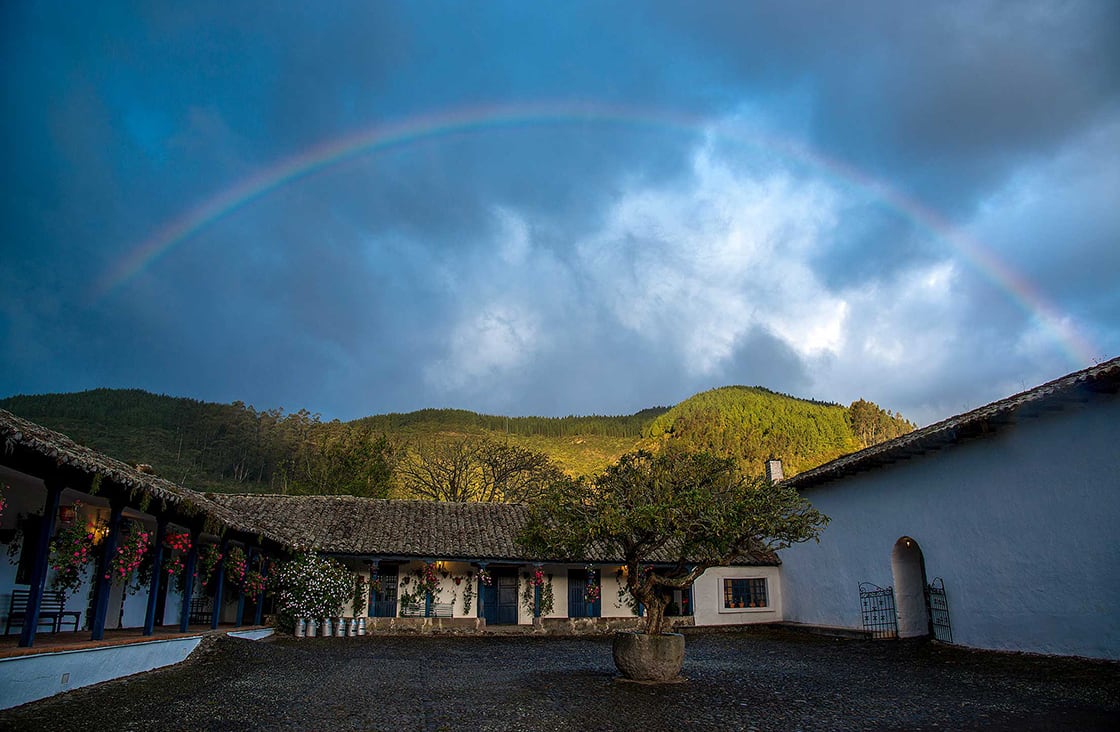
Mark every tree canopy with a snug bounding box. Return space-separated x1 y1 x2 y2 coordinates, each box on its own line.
395 436 563 502
518 449 829 635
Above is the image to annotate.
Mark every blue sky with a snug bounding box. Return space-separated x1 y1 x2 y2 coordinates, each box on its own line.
2 1 1117 426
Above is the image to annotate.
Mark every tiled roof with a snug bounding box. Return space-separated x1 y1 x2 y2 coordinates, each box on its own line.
210 494 780 566
0 407 292 547
785 356 1120 492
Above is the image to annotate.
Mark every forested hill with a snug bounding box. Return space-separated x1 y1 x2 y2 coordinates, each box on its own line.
0 389 662 494
0 387 913 496
646 386 914 475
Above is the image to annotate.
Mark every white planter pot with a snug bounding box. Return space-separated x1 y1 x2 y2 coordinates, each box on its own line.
295 618 306 638
321 618 333 637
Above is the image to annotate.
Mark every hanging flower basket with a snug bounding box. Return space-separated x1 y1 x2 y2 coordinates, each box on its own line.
48 501 96 600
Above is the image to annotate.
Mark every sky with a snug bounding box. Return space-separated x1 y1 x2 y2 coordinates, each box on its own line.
2 1 1118 427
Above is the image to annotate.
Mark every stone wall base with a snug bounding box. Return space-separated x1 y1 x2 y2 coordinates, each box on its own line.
363 617 485 634
358 615 696 636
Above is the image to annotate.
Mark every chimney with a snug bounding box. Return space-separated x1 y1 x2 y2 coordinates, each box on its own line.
765 459 784 484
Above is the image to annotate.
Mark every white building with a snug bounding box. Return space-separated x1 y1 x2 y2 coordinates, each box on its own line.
210 493 783 631
778 357 1120 660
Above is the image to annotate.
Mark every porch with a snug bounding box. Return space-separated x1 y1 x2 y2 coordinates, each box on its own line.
0 623 273 710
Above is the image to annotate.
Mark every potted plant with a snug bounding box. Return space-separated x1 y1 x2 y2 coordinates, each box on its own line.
519 449 827 682
274 552 355 634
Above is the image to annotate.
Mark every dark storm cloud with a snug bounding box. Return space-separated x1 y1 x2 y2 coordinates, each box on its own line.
647 1 1119 200
1 1 1117 427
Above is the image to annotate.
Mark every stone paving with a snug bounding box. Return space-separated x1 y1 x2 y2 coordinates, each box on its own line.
1 626 1117 731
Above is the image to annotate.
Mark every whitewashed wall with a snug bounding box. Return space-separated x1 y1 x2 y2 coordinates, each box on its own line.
693 565 782 626
779 393 1120 659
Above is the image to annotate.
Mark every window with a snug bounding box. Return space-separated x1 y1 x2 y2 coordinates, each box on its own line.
723 578 768 609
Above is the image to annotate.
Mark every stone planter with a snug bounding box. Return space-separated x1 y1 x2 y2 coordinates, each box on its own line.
612 631 686 682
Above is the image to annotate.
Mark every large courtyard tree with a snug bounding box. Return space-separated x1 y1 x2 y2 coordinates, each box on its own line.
396 436 563 503
519 449 828 637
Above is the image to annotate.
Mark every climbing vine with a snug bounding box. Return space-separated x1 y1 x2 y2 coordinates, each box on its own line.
521 566 554 616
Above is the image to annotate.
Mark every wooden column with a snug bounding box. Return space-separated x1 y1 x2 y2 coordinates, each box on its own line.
18 479 64 648
142 516 169 636
178 527 200 632
210 537 228 629
90 497 126 641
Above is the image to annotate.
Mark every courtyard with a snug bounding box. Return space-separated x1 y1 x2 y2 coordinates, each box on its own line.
0 626 1116 731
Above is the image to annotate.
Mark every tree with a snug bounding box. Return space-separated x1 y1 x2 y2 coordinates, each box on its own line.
848 399 915 448
395 436 561 503
518 449 828 636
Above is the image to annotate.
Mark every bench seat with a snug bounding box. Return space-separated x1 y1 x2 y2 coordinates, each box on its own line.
4 588 81 635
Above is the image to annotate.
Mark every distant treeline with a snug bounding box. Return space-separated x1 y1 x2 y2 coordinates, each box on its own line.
0 389 395 497
0 386 914 497
354 407 668 439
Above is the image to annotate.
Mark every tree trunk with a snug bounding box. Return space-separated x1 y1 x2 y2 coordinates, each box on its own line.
628 569 671 635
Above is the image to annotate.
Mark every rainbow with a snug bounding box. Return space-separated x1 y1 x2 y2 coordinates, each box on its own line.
89 102 1097 366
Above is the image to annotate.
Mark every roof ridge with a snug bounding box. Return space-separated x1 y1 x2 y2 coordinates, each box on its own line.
787 356 1119 489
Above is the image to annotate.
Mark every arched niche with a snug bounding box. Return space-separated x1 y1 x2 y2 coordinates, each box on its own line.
891 536 929 638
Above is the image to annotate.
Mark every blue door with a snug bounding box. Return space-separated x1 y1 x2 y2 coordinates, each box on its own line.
482 569 519 625
568 569 600 618
369 569 398 617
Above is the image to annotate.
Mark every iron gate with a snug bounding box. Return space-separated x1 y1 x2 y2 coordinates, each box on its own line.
858 582 898 639
925 577 953 643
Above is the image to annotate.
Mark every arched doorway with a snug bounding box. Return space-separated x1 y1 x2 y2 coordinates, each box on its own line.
891 536 929 638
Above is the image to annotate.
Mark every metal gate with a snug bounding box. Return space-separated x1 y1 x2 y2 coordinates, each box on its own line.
925 577 953 643
858 582 898 639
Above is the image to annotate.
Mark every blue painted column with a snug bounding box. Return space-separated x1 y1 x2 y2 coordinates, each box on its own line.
178 527 200 632
475 562 488 620
19 480 64 648
142 516 169 636
235 546 255 627
533 563 542 618
366 560 379 617
90 497 125 641
253 556 270 625
424 573 432 617
210 538 229 629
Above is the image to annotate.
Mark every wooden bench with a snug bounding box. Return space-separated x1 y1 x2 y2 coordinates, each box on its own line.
399 601 453 618
4 588 81 635
188 596 213 624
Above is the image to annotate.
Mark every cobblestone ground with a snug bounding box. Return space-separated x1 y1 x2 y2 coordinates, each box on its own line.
2 627 1117 731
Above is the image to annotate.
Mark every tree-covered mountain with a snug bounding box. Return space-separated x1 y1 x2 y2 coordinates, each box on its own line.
0 386 913 497
645 386 913 475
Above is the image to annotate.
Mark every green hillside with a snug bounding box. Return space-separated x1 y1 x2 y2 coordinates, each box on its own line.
646 386 913 475
0 386 912 496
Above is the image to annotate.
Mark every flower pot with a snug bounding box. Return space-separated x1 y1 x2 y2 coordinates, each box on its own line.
612 631 686 682
335 618 346 637
295 618 306 638
321 618 332 637
306 618 317 637
347 618 357 636
357 617 366 636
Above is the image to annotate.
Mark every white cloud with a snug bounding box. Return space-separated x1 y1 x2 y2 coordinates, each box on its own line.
493 206 531 265
576 136 849 374
425 304 542 392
